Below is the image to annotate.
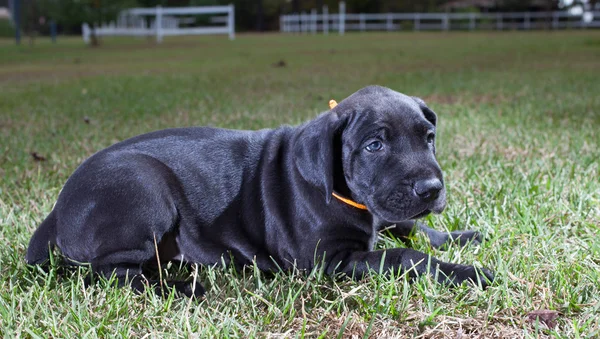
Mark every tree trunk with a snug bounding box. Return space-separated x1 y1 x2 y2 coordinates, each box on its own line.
27 0 37 46
545 0 553 29
256 0 264 31
316 0 323 11
90 28 100 46
91 0 102 46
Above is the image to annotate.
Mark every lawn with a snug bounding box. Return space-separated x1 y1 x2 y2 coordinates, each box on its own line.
1 31 599 338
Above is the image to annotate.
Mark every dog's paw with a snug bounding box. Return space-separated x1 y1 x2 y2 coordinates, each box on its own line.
421 225 484 250
437 264 494 289
448 230 483 247
172 281 206 298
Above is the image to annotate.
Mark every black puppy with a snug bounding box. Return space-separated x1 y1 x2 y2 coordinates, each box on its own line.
27 85 493 297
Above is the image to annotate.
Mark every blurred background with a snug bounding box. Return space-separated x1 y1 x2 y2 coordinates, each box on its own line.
1 0 599 39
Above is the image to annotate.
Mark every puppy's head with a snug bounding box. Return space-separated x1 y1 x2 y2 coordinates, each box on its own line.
295 85 446 223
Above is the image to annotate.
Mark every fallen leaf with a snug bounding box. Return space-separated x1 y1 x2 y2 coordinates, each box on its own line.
526 309 560 328
272 60 286 68
30 152 47 162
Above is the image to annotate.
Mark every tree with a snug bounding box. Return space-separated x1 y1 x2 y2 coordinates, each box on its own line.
40 0 138 45
25 0 39 45
256 0 264 31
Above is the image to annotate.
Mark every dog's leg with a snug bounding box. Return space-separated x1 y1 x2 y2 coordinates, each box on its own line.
384 220 482 249
91 264 205 298
415 221 483 248
332 249 494 288
164 280 206 298
89 263 146 292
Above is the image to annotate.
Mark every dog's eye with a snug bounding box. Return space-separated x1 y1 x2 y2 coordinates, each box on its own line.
427 132 435 144
365 141 383 152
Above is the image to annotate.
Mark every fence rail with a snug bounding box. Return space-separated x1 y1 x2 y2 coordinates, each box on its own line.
82 5 235 43
281 2 600 34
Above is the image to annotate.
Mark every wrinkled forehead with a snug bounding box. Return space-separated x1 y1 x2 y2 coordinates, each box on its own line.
340 86 424 116
340 89 430 133
365 90 422 116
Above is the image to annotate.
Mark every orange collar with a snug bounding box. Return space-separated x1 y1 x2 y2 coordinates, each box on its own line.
332 191 368 210
329 98 367 211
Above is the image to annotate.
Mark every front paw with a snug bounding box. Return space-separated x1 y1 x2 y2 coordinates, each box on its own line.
418 222 484 249
430 230 483 249
437 264 494 289
449 230 483 247
173 281 206 298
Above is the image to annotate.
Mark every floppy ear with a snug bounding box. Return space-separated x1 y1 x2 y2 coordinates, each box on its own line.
294 112 345 204
412 96 437 126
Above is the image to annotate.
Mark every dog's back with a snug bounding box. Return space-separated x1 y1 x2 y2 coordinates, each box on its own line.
25 126 278 267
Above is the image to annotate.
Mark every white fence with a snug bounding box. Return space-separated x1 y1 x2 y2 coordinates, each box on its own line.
83 5 235 43
281 2 600 34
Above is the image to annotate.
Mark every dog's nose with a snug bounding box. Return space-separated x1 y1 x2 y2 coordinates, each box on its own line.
414 178 443 202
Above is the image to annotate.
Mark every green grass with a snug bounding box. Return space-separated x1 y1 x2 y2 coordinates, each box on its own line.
1 32 599 338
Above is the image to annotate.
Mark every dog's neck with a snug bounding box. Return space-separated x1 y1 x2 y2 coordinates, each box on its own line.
330 98 368 211
332 142 367 210
332 191 367 210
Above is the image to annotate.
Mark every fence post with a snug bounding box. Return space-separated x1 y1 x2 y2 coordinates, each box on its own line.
228 4 235 39
311 8 317 34
443 13 449 31
82 23 90 44
323 5 329 35
301 12 307 34
387 13 393 31
552 12 558 29
524 12 530 30
469 12 475 31
291 14 296 33
414 13 420 31
360 13 366 32
156 5 163 43
339 1 345 35
13 0 21 45
50 20 57 43
496 12 503 30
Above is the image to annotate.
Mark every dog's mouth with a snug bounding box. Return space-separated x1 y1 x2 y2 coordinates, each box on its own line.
367 187 446 223
409 209 431 220
374 207 431 224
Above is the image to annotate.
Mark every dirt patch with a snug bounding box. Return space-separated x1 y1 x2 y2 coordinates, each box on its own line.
0 61 187 85
0 68 118 84
423 92 510 106
100 40 202 52
423 94 460 105
260 309 547 338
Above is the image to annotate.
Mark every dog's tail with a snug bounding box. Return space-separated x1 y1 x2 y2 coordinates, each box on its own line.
26 210 57 265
